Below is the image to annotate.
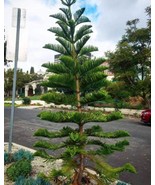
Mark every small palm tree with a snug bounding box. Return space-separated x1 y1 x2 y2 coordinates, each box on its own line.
34 0 136 184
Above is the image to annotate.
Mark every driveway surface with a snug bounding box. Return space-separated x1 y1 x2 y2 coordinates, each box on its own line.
4 107 151 185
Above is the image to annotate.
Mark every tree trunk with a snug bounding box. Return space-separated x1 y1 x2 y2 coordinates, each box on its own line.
76 76 81 112
72 154 84 185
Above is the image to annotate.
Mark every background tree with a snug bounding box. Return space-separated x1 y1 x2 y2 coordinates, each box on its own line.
29 67 44 82
30 66 35 74
4 68 44 97
106 6 151 108
4 41 12 65
4 29 13 65
106 81 130 100
4 68 31 97
34 0 136 184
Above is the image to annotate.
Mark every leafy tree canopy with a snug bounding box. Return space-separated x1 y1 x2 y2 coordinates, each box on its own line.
106 6 151 107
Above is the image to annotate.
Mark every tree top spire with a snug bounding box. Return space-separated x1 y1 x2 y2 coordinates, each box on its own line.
61 0 76 6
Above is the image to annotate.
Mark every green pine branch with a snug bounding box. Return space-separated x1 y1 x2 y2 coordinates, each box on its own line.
34 126 75 138
80 89 109 105
88 139 129 155
41 74 75 92
38 110 123 125
40 92 76 105
73 7 85 23
33 149 56 160
79 58 106 76
79 46 98 56
49 13 68 25
43 43 68 55
34 140 66 150
85 125 129 138
87 155 136 184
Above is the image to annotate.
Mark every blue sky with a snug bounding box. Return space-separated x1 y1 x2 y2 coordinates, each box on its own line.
4 0 151 73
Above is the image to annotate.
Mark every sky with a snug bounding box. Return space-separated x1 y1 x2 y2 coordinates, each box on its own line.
4 0 151 73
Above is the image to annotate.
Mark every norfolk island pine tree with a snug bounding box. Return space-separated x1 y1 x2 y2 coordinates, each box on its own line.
33 0 136 184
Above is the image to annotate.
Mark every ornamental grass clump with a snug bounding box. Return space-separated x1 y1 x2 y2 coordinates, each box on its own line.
4 149 33 165
34 0 136 184
14 176 52 185
6 159 32 181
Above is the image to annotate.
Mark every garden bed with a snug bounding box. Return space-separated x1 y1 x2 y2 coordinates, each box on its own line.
4 143 62 185
4 143 131 185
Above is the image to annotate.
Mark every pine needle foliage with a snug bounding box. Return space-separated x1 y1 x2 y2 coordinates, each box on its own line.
34 0 136 184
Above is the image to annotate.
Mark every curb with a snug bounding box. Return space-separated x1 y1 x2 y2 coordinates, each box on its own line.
4 142 36 153
5 100 144 116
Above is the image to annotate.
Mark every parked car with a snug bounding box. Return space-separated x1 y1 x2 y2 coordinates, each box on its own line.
141 109 151 125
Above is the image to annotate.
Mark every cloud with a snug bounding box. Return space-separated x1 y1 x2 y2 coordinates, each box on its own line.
82 0 150 55
4 0 151 72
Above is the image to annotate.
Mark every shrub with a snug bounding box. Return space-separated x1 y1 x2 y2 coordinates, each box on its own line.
4 152 14 165
6 159 32 181
107 111 123 121
117 180 131 185
14 176 52 185
13 149 34 161
22 97 31 105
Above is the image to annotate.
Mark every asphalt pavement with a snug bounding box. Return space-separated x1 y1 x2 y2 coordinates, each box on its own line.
4 107 151 185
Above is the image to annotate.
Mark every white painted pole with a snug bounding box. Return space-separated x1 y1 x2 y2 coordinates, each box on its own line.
8 8 21 153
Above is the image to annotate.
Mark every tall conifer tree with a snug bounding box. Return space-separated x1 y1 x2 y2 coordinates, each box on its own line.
34 0 136 184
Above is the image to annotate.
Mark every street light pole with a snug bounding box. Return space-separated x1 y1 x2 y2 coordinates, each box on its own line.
8 8 21 153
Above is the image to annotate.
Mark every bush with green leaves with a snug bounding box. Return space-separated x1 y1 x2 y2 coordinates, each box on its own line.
4 149 34 165
6 159 32 181
116 180 131 185
4 152 14 165
106 111 123 121
13 149 34 161
34 0 136 184
14 176 52 185
22 97 31 105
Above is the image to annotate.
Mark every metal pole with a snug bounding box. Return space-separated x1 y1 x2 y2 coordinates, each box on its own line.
8 8 21 153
